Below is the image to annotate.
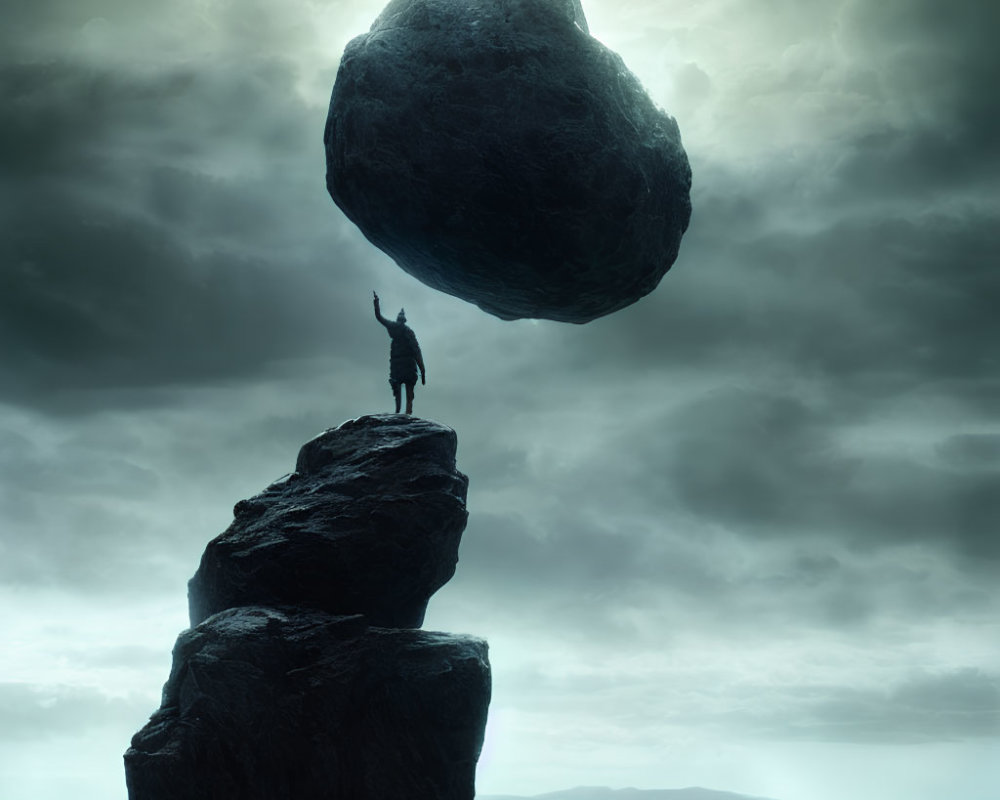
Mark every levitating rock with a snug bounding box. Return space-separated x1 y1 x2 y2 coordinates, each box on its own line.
188 414 468 629
124 607 491 800
324 0 692 323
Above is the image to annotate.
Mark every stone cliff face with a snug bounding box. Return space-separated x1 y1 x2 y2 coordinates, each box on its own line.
325 0 692 324
188 415 469 629
125 415 491 800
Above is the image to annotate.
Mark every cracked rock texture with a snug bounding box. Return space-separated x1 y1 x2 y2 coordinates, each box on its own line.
188 414 469 629
124 607 491 800
325 0 692 323
126 415 489 800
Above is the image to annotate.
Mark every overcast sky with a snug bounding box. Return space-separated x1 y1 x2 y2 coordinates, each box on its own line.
2 1 998 798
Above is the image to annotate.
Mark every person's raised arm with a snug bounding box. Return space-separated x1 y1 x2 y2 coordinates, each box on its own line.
373 291 390 327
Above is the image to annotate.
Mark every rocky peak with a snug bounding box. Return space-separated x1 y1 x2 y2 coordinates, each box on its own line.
188 414 469 629
126 413 490 800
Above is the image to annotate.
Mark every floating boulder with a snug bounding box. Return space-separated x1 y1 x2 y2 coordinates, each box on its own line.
325 0 692 323
124 607 491 800
188 414 469 629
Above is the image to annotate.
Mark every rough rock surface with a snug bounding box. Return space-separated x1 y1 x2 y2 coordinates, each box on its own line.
188 414 468 629
124 607 491 800
325 0 692 323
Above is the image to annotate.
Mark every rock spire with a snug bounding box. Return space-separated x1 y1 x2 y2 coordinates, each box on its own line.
125 415 491 800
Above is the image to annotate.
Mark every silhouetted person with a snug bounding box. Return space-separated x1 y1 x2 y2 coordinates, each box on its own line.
373 292 425 415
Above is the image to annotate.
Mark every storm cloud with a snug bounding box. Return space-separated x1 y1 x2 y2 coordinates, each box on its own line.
2 1 998 800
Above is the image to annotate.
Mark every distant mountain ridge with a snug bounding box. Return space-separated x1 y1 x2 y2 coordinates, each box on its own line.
479 787 778 800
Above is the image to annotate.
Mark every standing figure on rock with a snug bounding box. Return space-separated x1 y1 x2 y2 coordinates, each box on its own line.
374 291 426 415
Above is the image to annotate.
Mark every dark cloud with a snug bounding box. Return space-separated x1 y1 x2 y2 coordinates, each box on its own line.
842 0 1000 133
1 59 377 410
457 512 694 598
1 198 354 402
451 512 993 649
834 0 1000 194
441 503 799 651
663 391 847 528
833 125 1000 199
453 378 997 573
654 388 999 561
439 377 997 648
554 184 1000 406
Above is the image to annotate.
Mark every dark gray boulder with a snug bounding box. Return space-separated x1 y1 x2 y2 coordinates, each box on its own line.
124 607 491 800
188 414 468 629
324 0 692 323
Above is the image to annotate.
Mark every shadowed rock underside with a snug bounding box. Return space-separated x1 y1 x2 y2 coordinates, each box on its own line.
325 0 692 323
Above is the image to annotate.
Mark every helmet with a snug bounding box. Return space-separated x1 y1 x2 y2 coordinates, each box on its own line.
396 308 406 323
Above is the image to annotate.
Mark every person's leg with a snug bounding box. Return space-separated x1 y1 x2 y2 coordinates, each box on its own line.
392 382 402 414
405 382 415 415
